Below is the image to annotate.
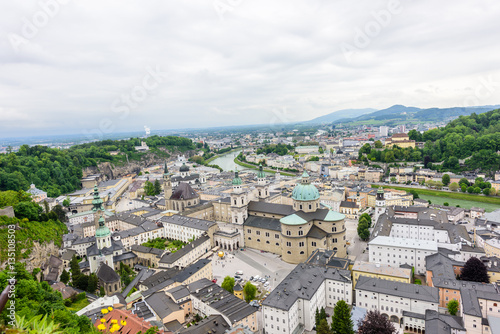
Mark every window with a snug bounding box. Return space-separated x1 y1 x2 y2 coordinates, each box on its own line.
286 242 291 247
332 227 337 232
312 241 317 247
286 231 291 236
299 242 304 247
247 229 251 233
309 204 312 210
256 231 261 235
298 230 303 236
257 239 261 242
275 234 279 239
265 232 270 237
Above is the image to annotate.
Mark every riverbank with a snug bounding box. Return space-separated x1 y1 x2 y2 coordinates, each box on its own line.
233 157 296 177
371 184 500 206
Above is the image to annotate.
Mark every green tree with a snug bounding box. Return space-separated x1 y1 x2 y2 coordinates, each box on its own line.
60 269 70 284
221 276 235 293
243 281 257 303
467 186 474 193
483 188 491 196
461 184 467 192
87 273 98 293
443 202 449 206
447 299 459 316
69 255 81 279
317 318 332 334
374 140 383 149
449 182 459 191
153 179 162 195
331 300 353 334
144 181 156 196
442 174 450 186
62 197 70 207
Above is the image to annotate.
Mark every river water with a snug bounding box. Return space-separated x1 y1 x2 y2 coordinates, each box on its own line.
210 150 272 175
210 150 243 172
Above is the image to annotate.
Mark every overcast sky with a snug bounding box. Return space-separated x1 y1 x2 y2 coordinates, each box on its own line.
1 0 500 138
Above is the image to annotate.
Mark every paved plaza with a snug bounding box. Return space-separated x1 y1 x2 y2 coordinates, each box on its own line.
211 248 296 291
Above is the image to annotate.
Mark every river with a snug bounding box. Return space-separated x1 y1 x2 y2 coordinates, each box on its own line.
210 150 272 175
210 150 243 172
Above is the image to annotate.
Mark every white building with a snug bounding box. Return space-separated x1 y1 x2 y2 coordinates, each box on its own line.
160 215 216 243
158 234 211 269
262 264 352 333
355 276 439 330
369 236 438 274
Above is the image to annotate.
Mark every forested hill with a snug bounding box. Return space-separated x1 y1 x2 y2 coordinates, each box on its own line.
411 108 500 172
0 135 195 196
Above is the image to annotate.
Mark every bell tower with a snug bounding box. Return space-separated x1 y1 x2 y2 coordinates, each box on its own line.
374 187 386 223
230 169 248 225
256 164 269 201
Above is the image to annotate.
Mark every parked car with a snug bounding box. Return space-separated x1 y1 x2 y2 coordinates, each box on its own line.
234 275 241 279
212 278 217 283
249 276 254 281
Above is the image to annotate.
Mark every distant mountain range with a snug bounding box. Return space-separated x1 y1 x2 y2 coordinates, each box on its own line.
307 104 500 125
305 108 377 124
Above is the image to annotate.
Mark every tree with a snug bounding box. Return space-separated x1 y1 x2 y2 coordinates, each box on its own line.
243 281 257 303
62 197 70 207
443 202 449 207
317 318 332 334
60 269 70 284
331 300 353 334
153 179 162 195
447 299 459 316
461 184 467 192
69 255 81 279
357 221 370 241
483 188 491 196
144 181 156 196
390 177 397 183
357 310 396 334
374 140 383 149
221 276 235 293
459 178 470 187
460 257 490 283
490 188 497 196
449 182 459 192
442 174 450 186
467 186 474 193
87 273 98 293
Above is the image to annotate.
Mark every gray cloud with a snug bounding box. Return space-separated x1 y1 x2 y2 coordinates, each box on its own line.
0 0 499 137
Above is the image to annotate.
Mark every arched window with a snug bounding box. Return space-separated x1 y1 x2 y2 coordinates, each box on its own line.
287 251 291 254
299 205 303 210
114 284 117 291
298 230 303 236
300 251 304 254
309 204 312 210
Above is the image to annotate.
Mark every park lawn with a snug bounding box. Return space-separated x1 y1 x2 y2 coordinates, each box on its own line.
372 185 500 207
66 298 90 312
418 194 499 212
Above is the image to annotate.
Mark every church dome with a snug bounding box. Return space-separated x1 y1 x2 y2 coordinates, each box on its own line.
180 163 190 172
232 169 242 185
96 225 111 238
292 171 320 201
257 164 266 179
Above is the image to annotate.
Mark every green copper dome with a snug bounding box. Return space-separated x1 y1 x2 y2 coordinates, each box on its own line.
257 164 266 179
232 169 242 185
96 216 110 238
292 171 320 201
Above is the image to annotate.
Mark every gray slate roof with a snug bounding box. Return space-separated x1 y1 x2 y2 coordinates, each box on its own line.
262 263 351 311
355 276 439 303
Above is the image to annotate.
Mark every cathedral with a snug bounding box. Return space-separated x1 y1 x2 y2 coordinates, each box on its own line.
215 168 348 264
